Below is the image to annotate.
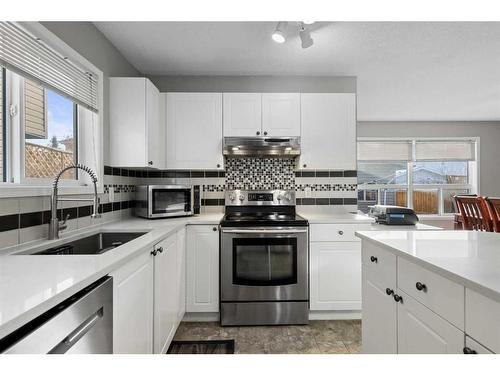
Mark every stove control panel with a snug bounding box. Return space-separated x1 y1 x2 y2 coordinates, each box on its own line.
225 190 296 206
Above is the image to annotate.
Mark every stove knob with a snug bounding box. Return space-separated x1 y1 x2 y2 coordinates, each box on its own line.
239 194 245 202
229 193 236 202
284 193 292 202
277 195 282 202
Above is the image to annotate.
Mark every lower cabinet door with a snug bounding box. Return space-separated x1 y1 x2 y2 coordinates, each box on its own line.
176 228 186 321
153 234 178 354
397 290 464 354
310 241 361 310
362 266 397 353
111 251 154 354
186 225 220 313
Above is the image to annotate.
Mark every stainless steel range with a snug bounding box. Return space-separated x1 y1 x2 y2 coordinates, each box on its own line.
220 189 309 326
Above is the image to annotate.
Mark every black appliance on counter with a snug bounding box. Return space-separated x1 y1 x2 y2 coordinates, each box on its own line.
369 205 419 225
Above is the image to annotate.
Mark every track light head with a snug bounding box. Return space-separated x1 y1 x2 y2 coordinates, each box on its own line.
272 22 288 44
299 23 314 49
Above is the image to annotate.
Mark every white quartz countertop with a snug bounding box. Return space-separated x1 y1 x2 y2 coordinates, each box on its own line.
356 230 500 302
0 213 222 339
300 211 439 231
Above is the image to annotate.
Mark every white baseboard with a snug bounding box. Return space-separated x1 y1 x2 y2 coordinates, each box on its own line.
182 312 220 322
309 310 361 320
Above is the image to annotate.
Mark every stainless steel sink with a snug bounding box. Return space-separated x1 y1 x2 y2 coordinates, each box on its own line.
31 232 147 255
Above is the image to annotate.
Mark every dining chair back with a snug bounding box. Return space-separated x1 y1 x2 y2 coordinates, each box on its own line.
485 197 500 233
454 195 492 232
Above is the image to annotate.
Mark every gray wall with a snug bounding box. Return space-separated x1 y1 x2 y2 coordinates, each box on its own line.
358 121 500 196
148 75 356 93
40 22 140 164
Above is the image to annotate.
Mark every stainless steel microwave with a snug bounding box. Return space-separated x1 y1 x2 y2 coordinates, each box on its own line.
135 185 200 219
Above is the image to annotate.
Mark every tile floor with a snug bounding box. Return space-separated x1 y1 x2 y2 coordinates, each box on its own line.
173 320 362 354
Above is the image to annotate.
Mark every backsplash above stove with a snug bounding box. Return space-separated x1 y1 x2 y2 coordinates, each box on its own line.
225 157 295 190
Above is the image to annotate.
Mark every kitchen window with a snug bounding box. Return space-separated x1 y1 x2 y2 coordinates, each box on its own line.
0 22 102 195
357 138 478 216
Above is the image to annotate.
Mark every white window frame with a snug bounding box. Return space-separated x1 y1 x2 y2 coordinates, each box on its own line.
0 22 104 198
357 137 480 217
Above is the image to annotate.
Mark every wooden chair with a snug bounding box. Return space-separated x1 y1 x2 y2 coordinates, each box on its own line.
485 197 500 233
454 195 492 232
451 194 476 230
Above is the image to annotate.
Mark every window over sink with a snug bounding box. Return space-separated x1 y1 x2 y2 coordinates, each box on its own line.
0 22 103 194
357 138 478 216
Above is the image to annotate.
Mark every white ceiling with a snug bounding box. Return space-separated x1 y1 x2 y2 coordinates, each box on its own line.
94 22 500 121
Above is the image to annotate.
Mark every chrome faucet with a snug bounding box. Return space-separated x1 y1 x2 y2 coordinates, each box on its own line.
49 164 101 240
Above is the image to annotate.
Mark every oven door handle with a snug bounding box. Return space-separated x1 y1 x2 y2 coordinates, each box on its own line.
221 228 308 234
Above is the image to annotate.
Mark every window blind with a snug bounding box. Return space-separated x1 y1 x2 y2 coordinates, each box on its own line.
0 22 98 112
415 141 476 161
357 141 412 161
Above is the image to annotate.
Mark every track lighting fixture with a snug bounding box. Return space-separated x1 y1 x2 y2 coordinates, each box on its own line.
271 21 314 49
272 22 288 43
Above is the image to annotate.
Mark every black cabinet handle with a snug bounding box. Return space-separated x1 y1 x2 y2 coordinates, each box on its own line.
338 230 344 235
157 247 163 254
148 161 153 166
151 249 157 256
264 131 268 136
217 164 221 168
256 131 261 136
303 164 307 168
213 227 217 231
416 282 427 291
370 256 378 263
393 294 403 303
463 347 477 354
386 288 394 296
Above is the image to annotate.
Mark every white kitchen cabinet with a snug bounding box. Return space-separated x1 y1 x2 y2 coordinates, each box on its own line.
397 290 463 354
153 234 179 354
223 93 262 137
300 93 356 170
186 225 220 313
110 77 163 168
262 93 300 136
111 250 154 354
310 241 362 310
465 288 500 353
361 266 397 354
166 93 223 170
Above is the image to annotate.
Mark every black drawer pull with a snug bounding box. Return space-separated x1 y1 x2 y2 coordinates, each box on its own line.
463 347 477 354
416 282 427 291
393 294 403 303
370 256 378 263
386 288 394 296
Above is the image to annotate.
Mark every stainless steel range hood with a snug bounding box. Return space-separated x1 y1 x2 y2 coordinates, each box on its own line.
223 137 301 156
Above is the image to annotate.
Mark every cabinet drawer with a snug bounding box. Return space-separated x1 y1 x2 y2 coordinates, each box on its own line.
310 224 371 242
361 241 396 291
398 257 464 330
466 289 500 353
465 336 494 354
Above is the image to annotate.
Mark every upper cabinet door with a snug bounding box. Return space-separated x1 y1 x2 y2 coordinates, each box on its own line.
300 93 356 170
262 93 300 137
146 80 162 169
109 77 162 168
223 93 262 137
166 93 223 170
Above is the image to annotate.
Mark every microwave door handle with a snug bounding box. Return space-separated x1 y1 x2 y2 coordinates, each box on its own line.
221 228 308 234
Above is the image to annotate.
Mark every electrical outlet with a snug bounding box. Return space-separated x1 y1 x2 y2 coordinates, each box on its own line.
109 189 114 203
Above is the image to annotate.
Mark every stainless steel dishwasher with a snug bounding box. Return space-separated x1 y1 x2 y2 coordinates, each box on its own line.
0 277 113 354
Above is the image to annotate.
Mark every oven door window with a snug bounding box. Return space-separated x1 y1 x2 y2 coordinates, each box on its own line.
152 189 191 214
232 238 297 286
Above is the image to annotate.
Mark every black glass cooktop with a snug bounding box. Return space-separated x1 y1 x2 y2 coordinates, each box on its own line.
220 212 308 227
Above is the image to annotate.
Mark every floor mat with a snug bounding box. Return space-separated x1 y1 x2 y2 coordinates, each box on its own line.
167 339 235 354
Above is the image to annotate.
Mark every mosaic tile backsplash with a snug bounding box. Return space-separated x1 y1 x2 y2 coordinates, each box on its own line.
225 157 295 190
